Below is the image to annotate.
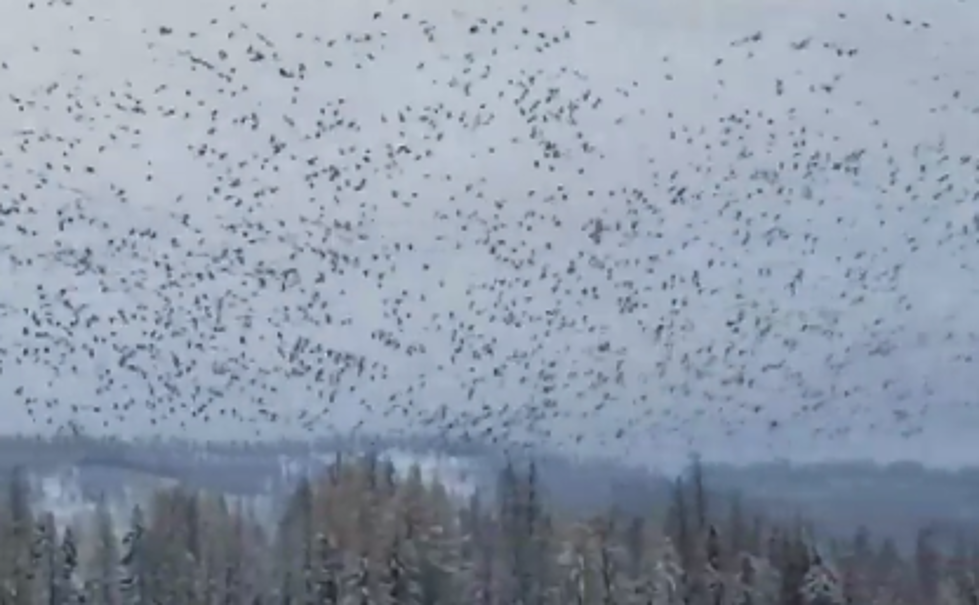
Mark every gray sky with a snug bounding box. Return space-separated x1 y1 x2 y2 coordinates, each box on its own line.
2 0 979 468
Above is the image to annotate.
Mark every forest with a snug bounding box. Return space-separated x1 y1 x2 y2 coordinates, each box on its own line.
0 454 975 605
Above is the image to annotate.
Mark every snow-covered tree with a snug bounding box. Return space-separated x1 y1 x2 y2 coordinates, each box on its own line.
60 526 80 604
313 531 342 605
800 548 843 605
593 516 628 605
119 505 147 605
732 554 780 605
31 512 59 605
379 527 422 605
277 476 315 604
220 504 248 605
341 553 373 605
461 493 496 605
557 526 591 605
90 496 119 605
632 534 685 605
4 466 35 604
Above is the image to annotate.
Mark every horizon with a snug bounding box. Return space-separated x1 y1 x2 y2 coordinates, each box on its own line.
3 430 979 477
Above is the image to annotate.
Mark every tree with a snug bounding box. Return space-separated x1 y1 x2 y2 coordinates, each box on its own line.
61 526 80 604
497 460 552 604
277 476 315 604
221 504 249 605
341 554 372 605
915 527 941 603
313 531 342 605
90 496 119 605
379 527 422 605
704 524 725 605
734 553 780 605
119 505 147 605
776 532 810 605
462 493 496 605
800 548 842 605
726 495 748 563
593 516 627 605
6 466 35 605
665 477 692 577
558 525 591 605
31 512 59 605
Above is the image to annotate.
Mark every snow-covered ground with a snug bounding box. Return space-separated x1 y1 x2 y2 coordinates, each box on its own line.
385 448 481 498
28 464 172 533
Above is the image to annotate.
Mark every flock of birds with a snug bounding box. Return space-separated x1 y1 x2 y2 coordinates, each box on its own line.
1 0 978 464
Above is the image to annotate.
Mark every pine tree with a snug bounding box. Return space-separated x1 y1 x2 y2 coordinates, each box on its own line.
463 494 496 605
422 477 471 604
666 476 692 583
60 526 80 604
341 554 372 605
915 527 941 603
182 490 204 604
727 495 748 563
8 465 35 605
92 496 120 605
119 505 147 605
497 459 553 604
31 512 59 605
734 554 780 605
558 526 591 605
733 554 757 605
276 475 315 604
280 568 295 605
777 533 810 605
704 524 725 605
800 548 842 605
313 532 341 605
380 528 422 605
651 537 684 605
591 516 629 605
222 507 247 605
525 460 545 605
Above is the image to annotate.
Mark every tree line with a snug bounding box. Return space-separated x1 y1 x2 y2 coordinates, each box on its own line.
0 454 977 604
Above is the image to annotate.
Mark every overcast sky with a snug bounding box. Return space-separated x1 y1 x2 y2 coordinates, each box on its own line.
2 0 978 468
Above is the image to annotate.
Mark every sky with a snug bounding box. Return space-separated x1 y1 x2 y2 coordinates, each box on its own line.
1 0 979 468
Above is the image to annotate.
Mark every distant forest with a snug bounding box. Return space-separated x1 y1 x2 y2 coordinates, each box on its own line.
0 452 978 604
0 432 977 554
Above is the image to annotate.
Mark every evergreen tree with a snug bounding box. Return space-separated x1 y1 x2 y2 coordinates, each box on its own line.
558 529 590 605
7 466 35 605
31 512 59 605
313 532 341 605
60 526 80 604
341 554 372 605
380 528 422 605
222 508 247 605
593 516 627 605
119 505 147 605
278 476 315 604
915 527 941 603
92 496 120 605
463 494 496 605
800 548 843 605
